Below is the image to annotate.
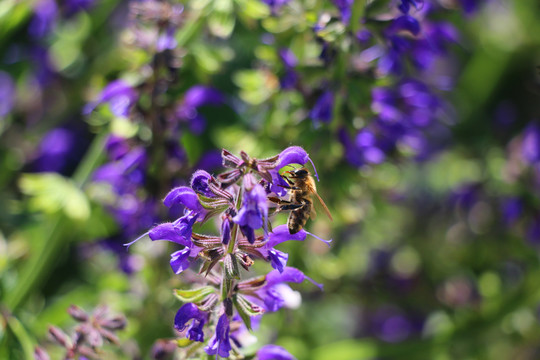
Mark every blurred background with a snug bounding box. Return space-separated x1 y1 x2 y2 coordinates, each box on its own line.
1 0 540 359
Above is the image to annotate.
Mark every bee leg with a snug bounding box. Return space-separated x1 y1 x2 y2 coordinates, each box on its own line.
278 203 303 211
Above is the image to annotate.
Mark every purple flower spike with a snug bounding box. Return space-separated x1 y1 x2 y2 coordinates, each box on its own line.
0 72 15 117
310 90 334 125
174 303 206 342
83 80 137 117
233 181 268 236
164 186 203 213
257 344 297 360
205 314 232 358
191 170 215 197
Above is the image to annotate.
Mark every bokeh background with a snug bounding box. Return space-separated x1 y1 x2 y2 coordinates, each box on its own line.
2 0 540 359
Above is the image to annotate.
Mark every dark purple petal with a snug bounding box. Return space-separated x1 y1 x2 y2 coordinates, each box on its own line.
277 146 319 181
389 15 420 36
170 248 191 274
148 222 192 247
257 345 297 360
174 303 206 342
191 170 215 197
267 249 288 273
204 314 232 358
163 186 202 212
267 225 306 247
221 217 232 245
232 183 268 231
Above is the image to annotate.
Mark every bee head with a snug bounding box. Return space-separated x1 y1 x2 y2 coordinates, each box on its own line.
286 168 309 179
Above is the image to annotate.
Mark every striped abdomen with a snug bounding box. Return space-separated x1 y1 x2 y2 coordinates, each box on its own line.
287 195 312 234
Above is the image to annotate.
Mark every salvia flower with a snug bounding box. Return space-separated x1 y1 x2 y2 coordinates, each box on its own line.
127 147 328 358
204 313 232 357
83 80 137 117
257 344 297 360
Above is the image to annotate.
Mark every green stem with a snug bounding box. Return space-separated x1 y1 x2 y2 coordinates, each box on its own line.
227 185 243 254
3 313 35 360
5 131 107 311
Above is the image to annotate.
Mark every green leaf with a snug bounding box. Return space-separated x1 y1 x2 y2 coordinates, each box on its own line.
19 173 90 221
313 340 377 360
174 286 216 303
233 294 264 330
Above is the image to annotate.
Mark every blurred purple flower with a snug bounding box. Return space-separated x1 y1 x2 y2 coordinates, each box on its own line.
156 26 177 52
64 0 96 16
398 0 423 14
257 345 297 360
83 80 137 117
261 0 290 14
174 303 206 342
279 48 299 90
175 86 224 134
332 0 353 24
310 90 334 125
0 72 16 117
205 314 232 358
521 124 540 164
501 197 523 227
29 0 58 38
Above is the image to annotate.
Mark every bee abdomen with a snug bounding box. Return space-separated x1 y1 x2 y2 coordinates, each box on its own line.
288 203 311 234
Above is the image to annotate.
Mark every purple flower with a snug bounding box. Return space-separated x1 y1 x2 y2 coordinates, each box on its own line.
253 267 322 312
93 147 147 194
233 176 268 241
332 0 353 24
64 0 96 16
190 170 215 198
31 126 89 174
163 186 204 215
156 26 177 52
261 0 290 14
174 303 206 342
269 146 319 196
279 49 299 90
521 124 540 164
398 0 423 14
0 72 15 117
501 197 523 227
257 344 297 360
204 314 232 358
310 90 334 125
259 225 306 272
83 80 137 117
29 0 58 38
175 86 224 135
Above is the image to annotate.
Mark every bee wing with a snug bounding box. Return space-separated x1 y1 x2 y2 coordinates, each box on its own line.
314 192 333 221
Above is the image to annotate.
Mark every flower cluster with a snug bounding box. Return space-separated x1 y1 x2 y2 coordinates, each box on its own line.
35 305 126 360
128 146 329 359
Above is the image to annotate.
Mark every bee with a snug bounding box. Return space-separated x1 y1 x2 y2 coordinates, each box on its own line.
275 167 333 234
